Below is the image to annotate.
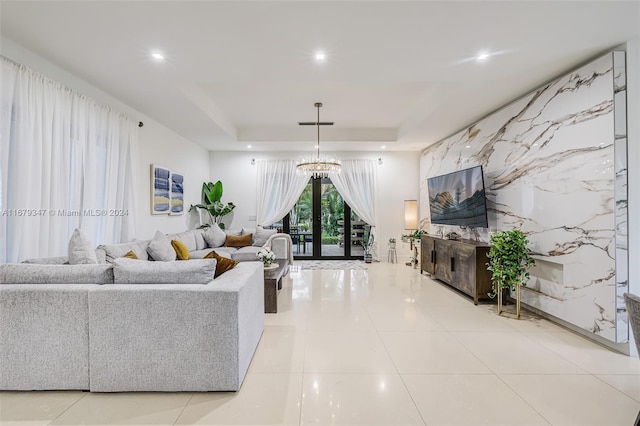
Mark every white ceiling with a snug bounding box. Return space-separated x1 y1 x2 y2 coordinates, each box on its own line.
1 1 639 152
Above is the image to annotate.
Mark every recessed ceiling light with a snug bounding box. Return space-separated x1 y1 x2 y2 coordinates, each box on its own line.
247 145 252 149
314 145 319 149
476 52 490 62
151 52 165 61
381 145 386 149
465 145 471 148
314 51 326 62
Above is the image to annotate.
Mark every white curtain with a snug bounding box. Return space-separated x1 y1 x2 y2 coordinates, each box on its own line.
0 56 137 263
329 159 378 258
256 160 310 226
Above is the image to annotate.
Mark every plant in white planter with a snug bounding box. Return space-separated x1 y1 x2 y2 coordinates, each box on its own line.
189 181 236 229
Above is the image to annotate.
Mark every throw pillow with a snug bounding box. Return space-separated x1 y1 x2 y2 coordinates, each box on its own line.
112 258 216 284
171 240 190 260
68 228 98 265
123 250 138 260
204 250 239 278
253 227 277 247
203 223 227 248
0 263 114 284
225 233 252 248
147 230 177 261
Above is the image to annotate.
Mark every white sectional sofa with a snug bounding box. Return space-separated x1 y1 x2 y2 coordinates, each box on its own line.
0 226 291 392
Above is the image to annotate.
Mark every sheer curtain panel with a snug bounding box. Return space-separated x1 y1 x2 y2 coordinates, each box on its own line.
256 160 310 226
329 159 378 259
0 57 137 263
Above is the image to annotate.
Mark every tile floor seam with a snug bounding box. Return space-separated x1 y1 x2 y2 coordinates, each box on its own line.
592 374 640 404
46 391 89 426
172 393 195 426
494 374 554 426
395 373 428 426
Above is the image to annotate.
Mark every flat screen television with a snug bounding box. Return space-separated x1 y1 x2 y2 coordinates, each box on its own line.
427 165 489 228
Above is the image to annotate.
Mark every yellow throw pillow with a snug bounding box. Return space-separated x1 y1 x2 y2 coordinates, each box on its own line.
204 250 239 278
123 250 138 260
171 240 190 260
225 233 253 248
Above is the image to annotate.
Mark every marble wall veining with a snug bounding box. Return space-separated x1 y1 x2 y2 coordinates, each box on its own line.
419 52 628 343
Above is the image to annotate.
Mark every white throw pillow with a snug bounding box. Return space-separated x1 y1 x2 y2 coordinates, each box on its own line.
253 227 277 247
203 223 227 248
68 228 98 265
147 230 177 261
112 258 217 284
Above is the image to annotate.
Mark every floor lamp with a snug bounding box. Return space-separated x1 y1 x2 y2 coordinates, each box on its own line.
404 200 419 268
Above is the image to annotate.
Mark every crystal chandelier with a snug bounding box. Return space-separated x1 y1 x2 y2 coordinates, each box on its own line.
296 102 341 178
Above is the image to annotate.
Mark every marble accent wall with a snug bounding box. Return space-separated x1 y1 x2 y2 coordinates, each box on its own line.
419 52 628 343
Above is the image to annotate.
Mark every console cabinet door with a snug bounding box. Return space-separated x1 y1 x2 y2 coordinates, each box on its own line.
450 243 476 297
433 240 452 283
421 236 436 275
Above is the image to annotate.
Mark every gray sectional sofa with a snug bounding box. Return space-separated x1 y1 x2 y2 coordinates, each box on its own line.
0 226 290 392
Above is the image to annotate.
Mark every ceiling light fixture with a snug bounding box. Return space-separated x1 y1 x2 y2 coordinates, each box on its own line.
296 102 341 178
476 52 490 62
314 51 326 62
151 52 165 61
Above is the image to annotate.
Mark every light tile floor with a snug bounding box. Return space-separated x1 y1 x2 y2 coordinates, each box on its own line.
2 263 639 425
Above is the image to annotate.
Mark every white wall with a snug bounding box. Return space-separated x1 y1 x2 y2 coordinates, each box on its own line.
209 150 420 261
1 38 210 242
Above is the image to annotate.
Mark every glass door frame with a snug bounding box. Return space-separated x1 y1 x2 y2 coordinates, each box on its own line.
283 177 362 260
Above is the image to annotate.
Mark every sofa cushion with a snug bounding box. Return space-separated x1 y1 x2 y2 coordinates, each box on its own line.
0 263 114 284
204 250 239 278
22 256 69 265
147 231 177 262
68 228 98 265
112 258 217 284
98 240 150 262
171 240 190 260
225 234 252 248
203 223 227 248
232 245 263 262
253 227 277 247
167 230 198 252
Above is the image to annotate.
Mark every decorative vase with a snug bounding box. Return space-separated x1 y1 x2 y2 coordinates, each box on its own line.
364 253 372 263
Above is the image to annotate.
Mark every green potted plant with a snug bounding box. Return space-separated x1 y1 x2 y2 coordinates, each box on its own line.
189 181 236 229
486 229 535 319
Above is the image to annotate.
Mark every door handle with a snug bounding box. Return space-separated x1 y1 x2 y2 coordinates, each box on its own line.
450 257 455 272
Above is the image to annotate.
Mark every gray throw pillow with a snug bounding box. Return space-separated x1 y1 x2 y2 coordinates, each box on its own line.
98 240 150 262
203 223 227 248
0 263 114 284
253 227 277 247
112 258 217 284
147 230 177 261
68 228 98 264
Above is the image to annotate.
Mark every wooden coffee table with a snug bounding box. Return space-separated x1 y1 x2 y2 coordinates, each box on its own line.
263 260 288 313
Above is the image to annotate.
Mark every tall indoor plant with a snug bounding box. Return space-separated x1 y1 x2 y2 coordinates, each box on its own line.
486 229 535 319
190 181 236 229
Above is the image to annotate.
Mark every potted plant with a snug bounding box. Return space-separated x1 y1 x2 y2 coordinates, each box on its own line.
388 237 396 249
486 229 535 319
189 181 236 229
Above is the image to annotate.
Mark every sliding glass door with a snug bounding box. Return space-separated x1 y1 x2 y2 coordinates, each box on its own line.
284 177 364 260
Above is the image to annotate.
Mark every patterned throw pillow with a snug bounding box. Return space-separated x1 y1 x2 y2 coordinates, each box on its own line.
204 250 239 278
